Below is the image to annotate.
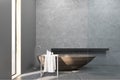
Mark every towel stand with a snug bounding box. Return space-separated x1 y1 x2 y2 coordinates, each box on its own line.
40 54 59 78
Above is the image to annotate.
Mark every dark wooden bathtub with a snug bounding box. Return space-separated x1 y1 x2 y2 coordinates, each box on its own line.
38 54 95 71
38 48 109 71
57 54 95 70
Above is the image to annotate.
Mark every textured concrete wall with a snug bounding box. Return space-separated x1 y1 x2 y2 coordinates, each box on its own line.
36 0 88 54
88 0 120 65
36 0 120 66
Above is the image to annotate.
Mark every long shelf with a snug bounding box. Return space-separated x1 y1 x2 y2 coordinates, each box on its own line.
51 48 109 53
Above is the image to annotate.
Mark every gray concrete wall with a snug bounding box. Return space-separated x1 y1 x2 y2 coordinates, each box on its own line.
36 0 120 66
88 0 120 65
36 0 88 54
0 0 11 79
21 0 36 73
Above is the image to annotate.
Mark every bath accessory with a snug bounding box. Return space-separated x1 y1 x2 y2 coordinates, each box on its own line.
44 50 56 72
38 51 59 77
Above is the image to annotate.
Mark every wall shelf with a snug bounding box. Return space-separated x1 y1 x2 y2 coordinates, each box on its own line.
51 48 109 54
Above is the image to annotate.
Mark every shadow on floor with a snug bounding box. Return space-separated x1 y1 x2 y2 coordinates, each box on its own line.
14 65 120 80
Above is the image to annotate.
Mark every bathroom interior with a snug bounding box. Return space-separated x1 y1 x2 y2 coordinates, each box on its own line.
0 0 120 80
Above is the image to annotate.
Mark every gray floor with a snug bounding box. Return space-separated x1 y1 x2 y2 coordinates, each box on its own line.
14 65 120 80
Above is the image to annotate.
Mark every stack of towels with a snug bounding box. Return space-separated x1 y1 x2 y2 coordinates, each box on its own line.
43 50 56 73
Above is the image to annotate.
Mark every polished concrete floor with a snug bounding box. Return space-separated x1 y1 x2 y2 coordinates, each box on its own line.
14 65 120 80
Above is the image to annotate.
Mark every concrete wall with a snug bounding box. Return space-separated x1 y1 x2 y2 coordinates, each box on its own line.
36 0 120 66
36 0 88 54
0 0 11 79
88 0 120 65
21 0 36 73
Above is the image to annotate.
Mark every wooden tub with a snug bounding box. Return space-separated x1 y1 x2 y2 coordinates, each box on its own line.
38 54 95 71
58 54 95 70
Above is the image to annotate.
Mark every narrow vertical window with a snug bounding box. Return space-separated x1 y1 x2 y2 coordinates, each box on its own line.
12 0 21 79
